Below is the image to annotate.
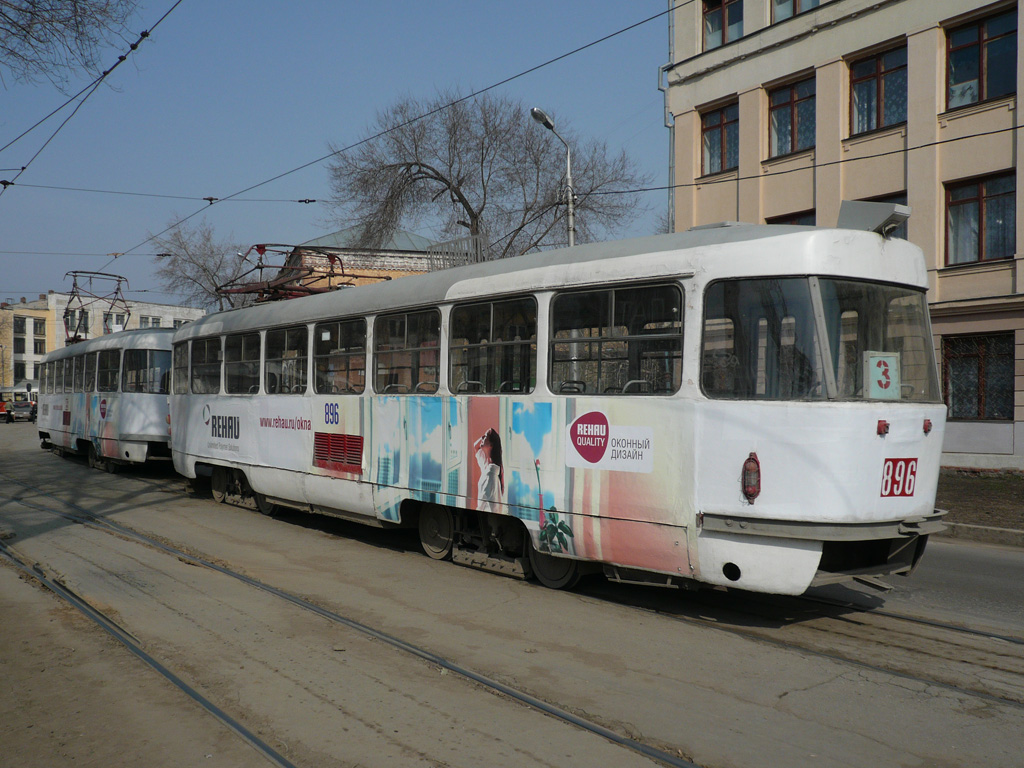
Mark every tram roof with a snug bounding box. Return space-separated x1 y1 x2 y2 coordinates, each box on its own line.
175 224 923 339
40 328 176 362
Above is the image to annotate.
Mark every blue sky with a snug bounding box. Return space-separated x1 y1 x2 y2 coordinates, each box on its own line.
0 1 671 306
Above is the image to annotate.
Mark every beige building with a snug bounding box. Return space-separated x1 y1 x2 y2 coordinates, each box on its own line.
0 292 206 391
664 0 1024 469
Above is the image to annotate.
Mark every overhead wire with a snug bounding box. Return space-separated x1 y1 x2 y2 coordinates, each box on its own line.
98 3 685 270
0 1 184 200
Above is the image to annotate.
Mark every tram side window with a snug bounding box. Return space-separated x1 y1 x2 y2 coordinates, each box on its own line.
314 319 366 394
450 297 536 394
123 349 173 394
265 326 308 395
702 278 825 400
173 343 189 395
73 355 85 392
54 360 64 393
84 353 96 392
225 333 261 394
97 349 121 392
550 284 683 395
191 338 222 394
374 310 440 394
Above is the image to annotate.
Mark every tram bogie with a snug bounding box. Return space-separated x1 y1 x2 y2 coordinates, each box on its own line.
154 221 949 596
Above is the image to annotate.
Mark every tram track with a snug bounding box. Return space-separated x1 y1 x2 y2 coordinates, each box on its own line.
5 460 1024 765
580 581 1024 710
0 472 698 768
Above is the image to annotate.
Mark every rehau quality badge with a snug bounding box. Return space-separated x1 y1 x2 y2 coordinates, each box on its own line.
565 411 654 473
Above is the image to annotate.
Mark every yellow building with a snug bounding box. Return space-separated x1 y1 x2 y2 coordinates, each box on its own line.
664 0 1024 469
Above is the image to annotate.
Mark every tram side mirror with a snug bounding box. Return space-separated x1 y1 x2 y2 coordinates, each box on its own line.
836 201 910 238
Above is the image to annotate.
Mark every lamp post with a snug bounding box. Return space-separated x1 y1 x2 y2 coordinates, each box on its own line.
530 107 575 248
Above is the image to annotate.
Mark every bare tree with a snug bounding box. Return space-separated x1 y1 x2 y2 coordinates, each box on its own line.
151 219 252 312
0 0 138 88
326 89 650 259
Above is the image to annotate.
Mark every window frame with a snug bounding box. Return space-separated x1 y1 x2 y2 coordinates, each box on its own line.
548 282 684 396
772 0 819 23
173 342 189 395
942 332 1015 420
945 171 1016 266
373 309 441 395
701 102 740 176
449 296 537 395
264 325 309 396
97 349 121 393
314 318 367 395
703 0 743 51
190 337 222 394
224 332 262 395
946 10 1017 111
849 45 908 136
768 77 816 159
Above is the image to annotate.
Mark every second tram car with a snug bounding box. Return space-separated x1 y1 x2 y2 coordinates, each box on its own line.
37 329 176 470
169 222 947 595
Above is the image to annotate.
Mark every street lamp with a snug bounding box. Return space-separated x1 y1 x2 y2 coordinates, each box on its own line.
530 107 575 247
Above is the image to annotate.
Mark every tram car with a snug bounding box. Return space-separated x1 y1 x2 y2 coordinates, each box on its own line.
170 214 947 595
37 329 175 471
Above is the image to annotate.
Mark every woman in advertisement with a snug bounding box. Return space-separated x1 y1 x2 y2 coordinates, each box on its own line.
474 428 505 513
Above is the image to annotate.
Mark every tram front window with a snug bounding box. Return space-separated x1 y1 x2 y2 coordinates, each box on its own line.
818 279 939 402
702 277 939 402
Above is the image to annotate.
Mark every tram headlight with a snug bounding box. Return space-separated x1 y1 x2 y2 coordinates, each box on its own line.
742 452 761 503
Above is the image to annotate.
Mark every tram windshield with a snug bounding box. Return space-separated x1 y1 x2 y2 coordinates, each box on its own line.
702 277 940 402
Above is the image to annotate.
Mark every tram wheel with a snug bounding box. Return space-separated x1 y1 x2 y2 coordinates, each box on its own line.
418 504 454 560
211 467 229 503
527 540 582 590
254 493 278 517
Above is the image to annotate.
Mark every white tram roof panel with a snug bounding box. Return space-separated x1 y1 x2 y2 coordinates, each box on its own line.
40 328 176 363
174 225 926 339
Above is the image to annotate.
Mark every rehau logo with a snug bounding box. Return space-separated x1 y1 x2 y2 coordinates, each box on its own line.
203 404 240 439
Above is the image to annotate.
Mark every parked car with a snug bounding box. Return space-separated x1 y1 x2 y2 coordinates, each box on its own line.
2 399 35 422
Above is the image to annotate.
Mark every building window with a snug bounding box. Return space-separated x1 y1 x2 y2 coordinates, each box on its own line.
174 319 189 329
704 0 743 50
773 0 818 22
701 103 739 175
864 193 908 239
65 309 89 338
13 316 26 335
769 77 815 158
33 339 45 355
946 173 1015 265
947 10 1017 110
850 47 907 135
766 210 816 226
33 319 44 337
139 315 162 329
13 337 25 354
943 333 1015 420
13 362 25 381
103 312 126 333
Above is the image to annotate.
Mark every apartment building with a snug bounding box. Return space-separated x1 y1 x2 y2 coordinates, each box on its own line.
664 0 1024 469
0 292 206 391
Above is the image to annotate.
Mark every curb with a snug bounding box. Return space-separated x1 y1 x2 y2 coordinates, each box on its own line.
936 523 1024 549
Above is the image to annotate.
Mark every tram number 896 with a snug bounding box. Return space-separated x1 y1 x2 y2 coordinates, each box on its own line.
880 458 917 498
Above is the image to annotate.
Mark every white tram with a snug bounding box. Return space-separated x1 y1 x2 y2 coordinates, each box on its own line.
37 329 176 470
170 220 947 595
